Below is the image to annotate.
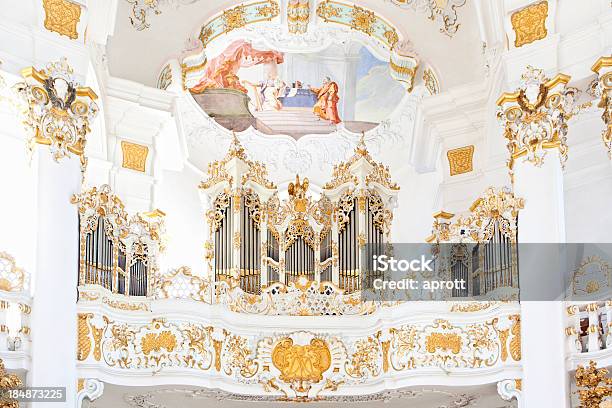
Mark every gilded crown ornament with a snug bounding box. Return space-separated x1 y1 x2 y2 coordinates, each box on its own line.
14 58 98 166
497 66 574 179
592 56 612 159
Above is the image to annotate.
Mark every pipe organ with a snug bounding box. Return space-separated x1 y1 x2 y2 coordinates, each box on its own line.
72 185 164 297
427 187 524 299
200 134 399 294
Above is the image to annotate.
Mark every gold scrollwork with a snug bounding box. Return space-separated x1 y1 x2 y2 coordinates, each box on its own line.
509 314 521 361
77 313 92 361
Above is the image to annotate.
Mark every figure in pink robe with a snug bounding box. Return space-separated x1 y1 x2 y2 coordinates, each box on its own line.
190 40 284 94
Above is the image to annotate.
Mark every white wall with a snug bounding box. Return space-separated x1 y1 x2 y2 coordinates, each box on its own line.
391 164 442 243
0 80 37 280
156 166 207 276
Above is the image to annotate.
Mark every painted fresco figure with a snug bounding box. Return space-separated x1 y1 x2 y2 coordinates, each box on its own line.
190 40 284 94
261 77 285 111
310 77 341 124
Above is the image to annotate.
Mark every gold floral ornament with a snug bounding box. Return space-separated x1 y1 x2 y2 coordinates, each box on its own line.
497 66 574 180
14 58 98 166
592 56 612 159
42 0 82 40
223 5 247 32
350 6 376 36
575 361 612 408
0 358 23 408
511 1 548 48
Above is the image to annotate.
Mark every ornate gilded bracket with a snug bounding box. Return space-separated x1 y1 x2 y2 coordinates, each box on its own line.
497 66 573 181
14 58 98 168
592 56 612 159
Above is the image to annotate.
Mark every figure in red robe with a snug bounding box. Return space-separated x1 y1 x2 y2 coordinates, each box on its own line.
311 77 341 124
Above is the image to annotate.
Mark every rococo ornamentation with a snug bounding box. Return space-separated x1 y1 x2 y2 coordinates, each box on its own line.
77 310 519 401
0 252 29 292
575 361 612 408
497 65 575 178
428 187 524 244
14 58 98 165
592 56 612 159
387 0 467 37
0 358 23 408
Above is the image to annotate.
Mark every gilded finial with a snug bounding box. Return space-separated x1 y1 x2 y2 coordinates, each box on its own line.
225 131 247 161
288 174 309 199
288 174 309 213
355 131 368 157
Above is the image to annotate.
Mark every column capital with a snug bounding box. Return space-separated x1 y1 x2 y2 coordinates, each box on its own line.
591 56 612 160
14 57 98 167
497 65 574 183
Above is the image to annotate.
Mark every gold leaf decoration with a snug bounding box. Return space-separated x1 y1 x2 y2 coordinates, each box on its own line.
77 313 92 361
509 314 521 361
447 145 474 176
272 338 331 384
121 141 149 173
498 328 509 362
511 1 548 48
141 331 177 355
425 332 462 354
575 361 612 408
42 0 81 40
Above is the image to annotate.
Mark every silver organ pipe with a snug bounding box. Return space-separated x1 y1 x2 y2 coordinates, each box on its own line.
201 137 398 296
240 194 261 294
365 192 385 290
284 237 315 284
213 194 233 283
76 186 160 299
319 231 332 282
118 242 127 295
450 245 469 298
471 245 480 296
81 216 115 291
338 196 359 293
129 244 148 296
474 219 517 296
267 228 280 283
